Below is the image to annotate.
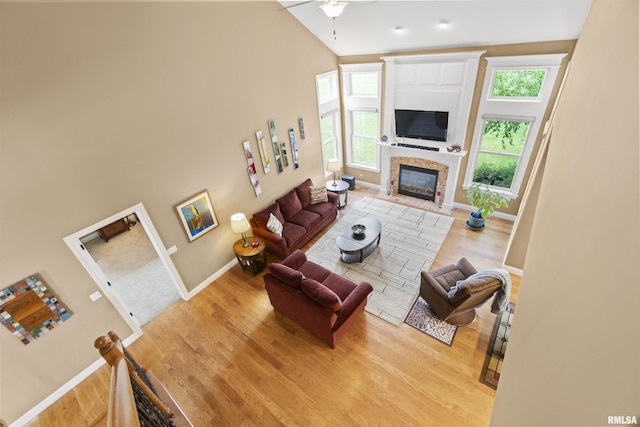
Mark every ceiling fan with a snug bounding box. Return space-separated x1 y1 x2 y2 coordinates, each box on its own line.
280 0 350 19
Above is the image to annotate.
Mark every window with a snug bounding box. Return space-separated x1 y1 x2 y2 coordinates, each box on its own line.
464 54 566 197
315 70 342 173
341 63 382 171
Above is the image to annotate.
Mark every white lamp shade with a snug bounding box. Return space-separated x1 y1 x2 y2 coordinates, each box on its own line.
230 213 250 234
319 1 347 18
326 159 340 172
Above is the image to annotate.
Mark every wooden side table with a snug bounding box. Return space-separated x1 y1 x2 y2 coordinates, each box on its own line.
233 237 267 276
326 180 349 209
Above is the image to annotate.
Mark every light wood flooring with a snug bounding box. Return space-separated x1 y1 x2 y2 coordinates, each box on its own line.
31 187 519 427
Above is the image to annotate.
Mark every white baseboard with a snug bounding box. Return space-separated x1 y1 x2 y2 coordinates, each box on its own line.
452 202 517 222
502 264 523 276
354 180 381 190
186 258 237 300
11 330 143 427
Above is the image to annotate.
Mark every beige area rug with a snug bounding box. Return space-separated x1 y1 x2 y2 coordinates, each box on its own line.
306 197 454 325
83 222 181 326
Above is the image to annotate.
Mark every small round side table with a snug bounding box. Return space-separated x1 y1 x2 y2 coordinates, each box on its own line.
233 237 267 276
326 180 349 209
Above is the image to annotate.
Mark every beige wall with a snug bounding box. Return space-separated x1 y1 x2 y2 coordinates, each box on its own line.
0 2 337 423
492 0 639 425
339 40 576 217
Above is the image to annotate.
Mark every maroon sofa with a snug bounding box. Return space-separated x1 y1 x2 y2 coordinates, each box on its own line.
263 250 373 348
250 178 338 259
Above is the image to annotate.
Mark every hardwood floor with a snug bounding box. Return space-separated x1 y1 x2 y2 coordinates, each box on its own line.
32 187 519 427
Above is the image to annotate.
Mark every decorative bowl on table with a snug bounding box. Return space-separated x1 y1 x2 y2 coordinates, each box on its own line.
351 224 366 239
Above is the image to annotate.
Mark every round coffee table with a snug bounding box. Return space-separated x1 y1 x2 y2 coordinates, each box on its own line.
336 217 382 263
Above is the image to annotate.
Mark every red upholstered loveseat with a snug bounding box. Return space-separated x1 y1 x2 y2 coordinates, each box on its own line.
263 250 373 348
250 178 338 259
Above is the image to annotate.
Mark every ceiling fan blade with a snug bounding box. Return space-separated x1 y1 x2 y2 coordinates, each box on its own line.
278 1 316 11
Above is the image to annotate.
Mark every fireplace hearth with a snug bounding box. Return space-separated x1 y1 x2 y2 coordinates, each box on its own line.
398 164 439 201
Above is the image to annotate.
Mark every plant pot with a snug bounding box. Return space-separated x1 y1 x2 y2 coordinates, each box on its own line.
466 214 485 230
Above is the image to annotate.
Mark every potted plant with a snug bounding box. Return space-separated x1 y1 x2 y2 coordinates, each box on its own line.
465 183 510 230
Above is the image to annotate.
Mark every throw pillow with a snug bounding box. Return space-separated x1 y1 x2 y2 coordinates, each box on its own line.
266 213 283 236
268 263 305 288
301 277 342 311
309 186 328 204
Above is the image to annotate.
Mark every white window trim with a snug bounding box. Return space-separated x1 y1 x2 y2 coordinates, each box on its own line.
315 70 342 178
463 54 566 198
340 63 383 172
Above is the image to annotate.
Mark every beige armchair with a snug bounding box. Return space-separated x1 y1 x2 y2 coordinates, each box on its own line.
420 257 502 326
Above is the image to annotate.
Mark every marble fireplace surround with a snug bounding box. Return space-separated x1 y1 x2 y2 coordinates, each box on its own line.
380 144 466 211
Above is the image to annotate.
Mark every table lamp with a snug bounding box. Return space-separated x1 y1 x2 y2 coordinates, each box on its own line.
326 159 340 187
230 213 251 247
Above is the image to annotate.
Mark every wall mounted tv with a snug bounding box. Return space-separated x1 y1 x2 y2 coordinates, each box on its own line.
394 109 449 142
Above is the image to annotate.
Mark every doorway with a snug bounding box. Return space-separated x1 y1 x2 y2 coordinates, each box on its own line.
64 203 188 330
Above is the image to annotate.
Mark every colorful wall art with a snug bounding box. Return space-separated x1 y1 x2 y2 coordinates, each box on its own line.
175 190 219 241
255 130 271 174
268 119 284 173
288 128 299 169
242 140 262 197
0 274 72 345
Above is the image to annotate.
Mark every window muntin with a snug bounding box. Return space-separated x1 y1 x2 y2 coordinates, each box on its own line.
321 114 338 168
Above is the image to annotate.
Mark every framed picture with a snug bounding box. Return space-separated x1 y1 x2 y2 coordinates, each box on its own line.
175 190 219 241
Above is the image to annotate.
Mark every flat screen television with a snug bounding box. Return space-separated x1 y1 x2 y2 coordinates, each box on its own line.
394 109 449 142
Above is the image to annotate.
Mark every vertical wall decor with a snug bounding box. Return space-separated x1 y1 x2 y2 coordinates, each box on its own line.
0 274 72 345
288 128 299 169
242 140 262 197
299 116 305 140
175 190 219 241
281 142 289 167
268 119 284 173
255 130 271 174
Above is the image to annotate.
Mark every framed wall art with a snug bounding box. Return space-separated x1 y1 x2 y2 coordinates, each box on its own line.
242 140 262 197
299 116 305 140
0 274 72 345
255 130 271 174
175 190 219 241
288 128 299 169
268 119 284 173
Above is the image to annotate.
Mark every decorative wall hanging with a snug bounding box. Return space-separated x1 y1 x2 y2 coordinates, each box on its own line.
299 117 305 140
175 190 219 241
242 140 262 197
1 274 72 345
288 128 299 169
281 142 289 167
255 130 271 174
268 119 284 173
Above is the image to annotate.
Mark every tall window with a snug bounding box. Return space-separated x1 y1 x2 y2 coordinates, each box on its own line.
464 55 566 197
315 70 342 173
341 63 382 171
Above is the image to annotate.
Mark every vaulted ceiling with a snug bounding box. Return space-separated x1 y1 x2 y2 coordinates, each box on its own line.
278 0 593 56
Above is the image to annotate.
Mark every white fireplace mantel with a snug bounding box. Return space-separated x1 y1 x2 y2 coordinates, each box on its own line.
380 143 466 211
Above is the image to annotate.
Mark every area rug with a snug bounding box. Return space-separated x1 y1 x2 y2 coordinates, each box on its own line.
305 197 454 325
404 296 457 345
480 303 515 389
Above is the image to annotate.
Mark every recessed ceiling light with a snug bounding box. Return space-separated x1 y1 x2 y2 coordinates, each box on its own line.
438 19 450 28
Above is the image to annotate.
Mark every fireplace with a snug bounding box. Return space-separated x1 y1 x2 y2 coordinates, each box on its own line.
398 164 439 201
